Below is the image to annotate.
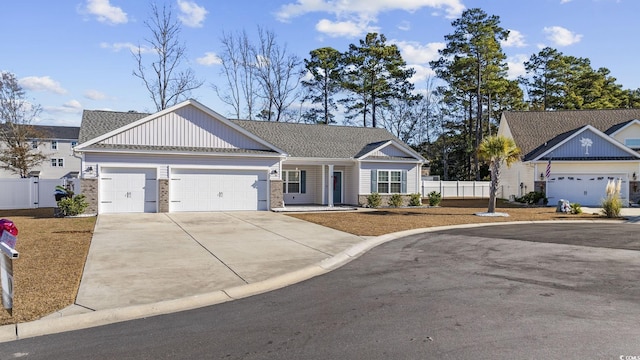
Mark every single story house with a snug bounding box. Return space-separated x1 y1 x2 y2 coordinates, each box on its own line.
74 99 425 214
498 109 640 206
0 124 80 179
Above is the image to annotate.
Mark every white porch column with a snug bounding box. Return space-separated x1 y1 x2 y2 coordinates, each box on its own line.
321 165 326 205
328 164 334 207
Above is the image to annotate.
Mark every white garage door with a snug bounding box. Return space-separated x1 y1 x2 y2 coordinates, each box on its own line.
547 174 627 206
100 168 157 213
170 169 268 211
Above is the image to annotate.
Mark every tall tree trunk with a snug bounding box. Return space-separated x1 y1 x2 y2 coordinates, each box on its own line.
475 60 482 181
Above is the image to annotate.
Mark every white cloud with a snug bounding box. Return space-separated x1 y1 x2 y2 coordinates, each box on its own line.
84 89 107 100
543 26 582 46
397 20 411 31
315 19 376 38
394 40 444 64
44 100 83 115
196 52 222 66
100 42 154 53
19 76 67 95
560 0 572 3
501 29 527 48
408 64 436 83
277 0 465 22
177 0 208 28
81 0 128 25
506 54 529 80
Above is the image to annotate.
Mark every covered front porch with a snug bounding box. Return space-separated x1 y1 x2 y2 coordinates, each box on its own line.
280 160 358 208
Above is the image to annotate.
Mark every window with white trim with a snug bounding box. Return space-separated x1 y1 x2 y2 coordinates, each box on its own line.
71 141 77 148
379 170 401 193
51 158 64 167
31 140 38 149
51 141 58 150
283 170 300 193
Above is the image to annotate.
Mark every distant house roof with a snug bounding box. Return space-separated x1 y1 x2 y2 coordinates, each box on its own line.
0 124 80 140
79 106 425 161
501 109 640 160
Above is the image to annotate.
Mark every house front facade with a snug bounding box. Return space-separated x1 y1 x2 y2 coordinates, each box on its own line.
74 100 425 214
498 109 640 206
0 125 80 179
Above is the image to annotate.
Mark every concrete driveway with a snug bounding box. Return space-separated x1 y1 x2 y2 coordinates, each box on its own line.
74 212 366 312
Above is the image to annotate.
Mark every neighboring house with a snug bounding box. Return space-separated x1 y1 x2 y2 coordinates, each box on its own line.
498 109 640 206
74 99 425 214
0 125 80 179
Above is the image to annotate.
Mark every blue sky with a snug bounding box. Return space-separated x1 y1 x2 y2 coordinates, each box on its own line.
2 0 638 127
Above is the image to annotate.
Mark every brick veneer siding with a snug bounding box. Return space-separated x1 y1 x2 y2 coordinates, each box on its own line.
158 179 169 212
80 178 99 214
358 194 414 207
270 180 284 209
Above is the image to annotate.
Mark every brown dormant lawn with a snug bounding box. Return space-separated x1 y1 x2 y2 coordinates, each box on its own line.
287 199 609 236
0 208 95 325
0 199 613 325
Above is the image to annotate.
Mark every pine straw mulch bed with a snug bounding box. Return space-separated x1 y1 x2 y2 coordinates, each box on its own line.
0 208 95 325
287 198 616 237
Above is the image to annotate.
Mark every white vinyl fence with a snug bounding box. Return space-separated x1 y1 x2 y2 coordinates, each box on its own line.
0 178 78 210
422 180 498 199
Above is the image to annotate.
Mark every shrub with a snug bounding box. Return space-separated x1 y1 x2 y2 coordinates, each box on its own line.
409 193 422 207
57 194 89 216
388 194 403 207
602 196 622 218
516 191 548 205
602 179 622 218
367 192 382 208
570 203 582 214
427 191 442 206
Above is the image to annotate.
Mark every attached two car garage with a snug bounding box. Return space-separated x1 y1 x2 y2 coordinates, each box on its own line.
99 167 269 213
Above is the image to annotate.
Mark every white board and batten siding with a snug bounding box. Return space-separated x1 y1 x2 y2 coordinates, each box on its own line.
100 106 271 151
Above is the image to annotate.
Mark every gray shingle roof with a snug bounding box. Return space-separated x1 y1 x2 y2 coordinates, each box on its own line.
79 110 149 143
502 109 640 160
231 120 421 159
78 108 424 161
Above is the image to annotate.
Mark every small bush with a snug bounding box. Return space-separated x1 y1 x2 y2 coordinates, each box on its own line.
388 194 403 207
516 191 548 205
427 191 442 206
409 193 422 207
570 203 582 214
57 194 89 216
602 196 622 218
367 192 382 208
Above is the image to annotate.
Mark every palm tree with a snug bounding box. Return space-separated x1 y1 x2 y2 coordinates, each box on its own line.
477 135 521 213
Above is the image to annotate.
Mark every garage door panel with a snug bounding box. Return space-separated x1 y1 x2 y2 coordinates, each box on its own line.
100 168 157 213
547 174 627 206
170 169 267 212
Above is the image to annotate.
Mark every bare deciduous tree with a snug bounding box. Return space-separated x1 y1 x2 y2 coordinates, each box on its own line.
0 71 47 177
216 27 302 122
133 3 203 111
215 30 258 119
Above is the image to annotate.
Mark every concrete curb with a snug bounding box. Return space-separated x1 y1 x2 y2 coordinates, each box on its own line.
0 219 629 343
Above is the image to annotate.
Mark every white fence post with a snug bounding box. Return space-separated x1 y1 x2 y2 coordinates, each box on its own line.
421 180 491 199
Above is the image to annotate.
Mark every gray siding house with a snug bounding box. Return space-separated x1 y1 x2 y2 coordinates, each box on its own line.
75 99 425 214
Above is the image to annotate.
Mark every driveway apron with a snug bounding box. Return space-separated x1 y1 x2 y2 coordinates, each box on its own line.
75 212 365 311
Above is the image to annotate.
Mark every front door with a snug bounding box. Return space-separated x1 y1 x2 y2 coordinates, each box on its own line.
332 171 343 204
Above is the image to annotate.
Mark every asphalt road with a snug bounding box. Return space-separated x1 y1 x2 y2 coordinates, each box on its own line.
2 223 640 359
